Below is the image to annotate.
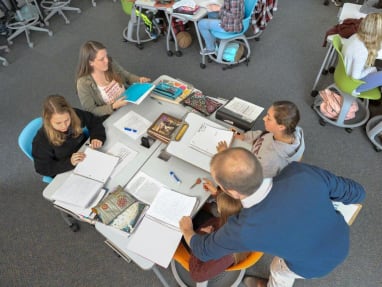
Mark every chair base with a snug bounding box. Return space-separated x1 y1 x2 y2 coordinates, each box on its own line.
366 115 382 151
0 45 9 66
41 1 81 25
312 84 371 130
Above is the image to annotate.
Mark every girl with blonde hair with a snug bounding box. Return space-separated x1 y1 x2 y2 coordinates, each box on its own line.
342 13 382 93
76 40 151 116
32 95 106 177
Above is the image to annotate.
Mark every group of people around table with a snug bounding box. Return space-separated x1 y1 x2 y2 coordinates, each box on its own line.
31 28 367 286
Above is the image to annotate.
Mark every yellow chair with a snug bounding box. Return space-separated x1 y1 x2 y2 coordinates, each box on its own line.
312 35 381 133
171 243 263 287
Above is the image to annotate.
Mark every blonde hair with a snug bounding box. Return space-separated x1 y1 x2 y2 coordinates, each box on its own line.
216 193 250 265
358 13 382 66
42 95 82 146
75 40 123 85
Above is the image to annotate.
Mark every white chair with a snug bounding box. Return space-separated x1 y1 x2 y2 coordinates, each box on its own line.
0 45 9 66
366 115 382 151
40 0 81 25
7 0 53 48
91 0 117 7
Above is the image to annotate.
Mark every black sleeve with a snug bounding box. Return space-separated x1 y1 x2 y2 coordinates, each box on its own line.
32 129 74 177
75 109 107 143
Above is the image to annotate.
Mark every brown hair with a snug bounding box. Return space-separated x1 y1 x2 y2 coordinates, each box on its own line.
42 95 82 146
216 193 250 265
272 101 300 136
75 40 123 85
357 13 382 66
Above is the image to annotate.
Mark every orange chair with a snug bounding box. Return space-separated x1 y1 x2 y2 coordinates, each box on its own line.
171 243 263 287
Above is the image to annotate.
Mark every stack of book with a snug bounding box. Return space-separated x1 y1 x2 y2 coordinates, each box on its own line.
151 75 194 104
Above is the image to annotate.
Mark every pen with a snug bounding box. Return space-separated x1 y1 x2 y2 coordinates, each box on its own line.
169 171 182 184
124 127 138 133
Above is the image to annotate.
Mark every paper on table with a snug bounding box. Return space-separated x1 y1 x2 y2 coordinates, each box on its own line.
224 97 264 122
74 148 119 183
113 110 152 140
107 142 138 179
189 123 233 156
125 171 164 205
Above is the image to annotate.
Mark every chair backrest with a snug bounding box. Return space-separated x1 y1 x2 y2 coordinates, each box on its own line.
241 0 259 33
18 117 43 161
331 35 366 95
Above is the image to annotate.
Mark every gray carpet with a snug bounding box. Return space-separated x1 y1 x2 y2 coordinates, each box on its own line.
1 0 381 286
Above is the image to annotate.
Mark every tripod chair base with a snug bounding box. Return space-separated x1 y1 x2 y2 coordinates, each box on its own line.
40 0 81 25
366 115 382 151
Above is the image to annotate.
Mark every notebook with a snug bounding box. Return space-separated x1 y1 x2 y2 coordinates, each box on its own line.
123 83 155 105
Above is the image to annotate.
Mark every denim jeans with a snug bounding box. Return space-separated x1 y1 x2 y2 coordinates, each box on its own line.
197 19 225 51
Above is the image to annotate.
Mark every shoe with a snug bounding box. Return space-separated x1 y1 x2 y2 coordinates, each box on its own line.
200 48 215 55
243 276 268 287
145 27 158 39
330 0 342 7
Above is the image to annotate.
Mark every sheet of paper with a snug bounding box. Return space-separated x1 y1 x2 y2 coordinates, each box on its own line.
224 97 264 122
106 142 138 179
146 187 197 228
113 111 152 140
74 148 119 183
52 173 103 208
189 123 233 156
125 171 164 205
332 201 362 225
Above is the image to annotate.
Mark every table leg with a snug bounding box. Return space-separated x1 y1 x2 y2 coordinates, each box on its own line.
311 42 334 92
152 265 171 287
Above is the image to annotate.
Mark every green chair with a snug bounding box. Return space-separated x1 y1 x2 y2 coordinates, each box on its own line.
312 35 381 133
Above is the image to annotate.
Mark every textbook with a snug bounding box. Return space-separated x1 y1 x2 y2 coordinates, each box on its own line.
147 113 184 144
127 187 198 268
123 82 155 105
151 75 194 104
52 148 119 208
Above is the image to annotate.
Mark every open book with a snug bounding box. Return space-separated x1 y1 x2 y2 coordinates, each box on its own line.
52 148 119 208
123 82 155 105
127 187 198 268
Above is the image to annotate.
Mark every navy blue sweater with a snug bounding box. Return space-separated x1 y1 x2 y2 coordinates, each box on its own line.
190 162 365 278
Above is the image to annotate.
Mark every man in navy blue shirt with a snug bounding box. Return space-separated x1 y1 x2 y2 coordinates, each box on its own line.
180 147 365 287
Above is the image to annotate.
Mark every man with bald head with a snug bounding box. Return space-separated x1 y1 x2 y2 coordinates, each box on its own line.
180 147 365 287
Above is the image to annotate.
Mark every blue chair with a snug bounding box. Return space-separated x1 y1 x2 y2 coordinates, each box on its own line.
200 0 258 69
18 117 53 183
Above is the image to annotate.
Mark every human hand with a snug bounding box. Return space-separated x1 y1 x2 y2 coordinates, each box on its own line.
200 225 214 234
90 139 103 149
203 178 219 196
179 216 194 234
216 140 228 152
139 77 151 83
207 3 221 11
112 97 128 110
70 152 86 166
234 133 245 140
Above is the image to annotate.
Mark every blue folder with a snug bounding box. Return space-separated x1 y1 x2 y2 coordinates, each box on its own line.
123 83 155 104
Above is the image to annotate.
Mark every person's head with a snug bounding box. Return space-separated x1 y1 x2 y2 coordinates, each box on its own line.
216 192 242 225
42 95 82 146
263 101 300 136
210 148 263 199
76 41 122 84
357 13 382 66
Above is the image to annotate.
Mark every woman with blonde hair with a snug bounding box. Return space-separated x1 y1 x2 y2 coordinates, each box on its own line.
32 95 106 177
342 13 382 93
187 192 250 282
76 40 151 116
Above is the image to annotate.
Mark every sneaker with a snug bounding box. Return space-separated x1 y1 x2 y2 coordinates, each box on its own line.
145 27 158 39
200 48 215 55
330 0 342 7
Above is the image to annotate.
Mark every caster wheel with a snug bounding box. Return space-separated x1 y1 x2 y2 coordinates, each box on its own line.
319 119 326 126
246 59 250 66
48 31 53 36
311 104 315 109
324 0 329 5
321 69 328 75
374 145 382 152
167 50 173 56
328 66 335 73
28 43 34 48
69 222 80 232
136 43 143 49
311 90 319 97
255 37 260 41
175 50 182 57
345 128 353 133
200 63 206 69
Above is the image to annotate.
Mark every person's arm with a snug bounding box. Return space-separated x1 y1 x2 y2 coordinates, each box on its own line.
32 130 74 177
243 130 263 143
189 253 234 282
75 109 106 144
77 77 114 116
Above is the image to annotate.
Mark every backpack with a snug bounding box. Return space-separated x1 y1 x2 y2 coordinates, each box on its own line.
319 88 359 120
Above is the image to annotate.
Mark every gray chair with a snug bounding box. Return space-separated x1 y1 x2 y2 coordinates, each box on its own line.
91 0 116 7
366 115 382 151
40 0 81 25
0 45 9 66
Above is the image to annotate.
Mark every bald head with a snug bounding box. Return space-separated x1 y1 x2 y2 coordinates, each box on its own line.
210 148 263 196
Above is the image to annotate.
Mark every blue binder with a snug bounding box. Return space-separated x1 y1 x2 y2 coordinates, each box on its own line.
123 83 155 104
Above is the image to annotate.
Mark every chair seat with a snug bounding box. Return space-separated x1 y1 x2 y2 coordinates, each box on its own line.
357 87 381 101
212 30 245 40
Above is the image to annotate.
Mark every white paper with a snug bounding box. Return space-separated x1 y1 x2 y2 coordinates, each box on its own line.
107 142 138 179
332 201 361 225
113 111 152 140
189 123 233 156
125 171 164 205
146 187 197 228
224 97 264 122
74 148 119 183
